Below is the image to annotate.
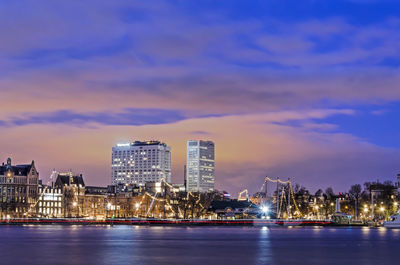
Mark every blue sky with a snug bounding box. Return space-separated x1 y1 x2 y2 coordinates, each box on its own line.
322 104 400 148
0 0 399 194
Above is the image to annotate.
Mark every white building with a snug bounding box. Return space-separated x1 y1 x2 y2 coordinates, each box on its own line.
186 140 215 192
38 185 63 218
111 141 171 186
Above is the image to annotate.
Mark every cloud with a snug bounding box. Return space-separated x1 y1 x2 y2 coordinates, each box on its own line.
0 109 187 127
1 1 400 118
0 111 398 196
0 0 400 195
370 109 387 115
190 130 210 135
0 108 353 128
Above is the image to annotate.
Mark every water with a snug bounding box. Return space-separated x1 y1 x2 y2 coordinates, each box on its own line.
0 225 399 265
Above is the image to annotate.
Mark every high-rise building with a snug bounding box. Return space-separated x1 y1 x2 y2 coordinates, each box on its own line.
111 141 171 186
186 140 215 192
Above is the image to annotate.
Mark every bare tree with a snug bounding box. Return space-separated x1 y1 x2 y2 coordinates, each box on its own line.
349 184 362 220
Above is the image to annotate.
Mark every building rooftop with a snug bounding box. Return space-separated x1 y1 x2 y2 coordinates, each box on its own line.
115 141 167 148
55 173 85 187
0 158 35 176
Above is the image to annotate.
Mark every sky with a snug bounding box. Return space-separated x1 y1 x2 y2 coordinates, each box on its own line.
1 0 400 196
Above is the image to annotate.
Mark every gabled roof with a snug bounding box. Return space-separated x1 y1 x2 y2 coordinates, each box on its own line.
55 174 85 187
0 163 34 176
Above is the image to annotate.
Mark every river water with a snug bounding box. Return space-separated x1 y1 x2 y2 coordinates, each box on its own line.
0 225 399 265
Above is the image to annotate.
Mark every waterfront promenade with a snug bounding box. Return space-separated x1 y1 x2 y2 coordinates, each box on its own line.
0 218 350 227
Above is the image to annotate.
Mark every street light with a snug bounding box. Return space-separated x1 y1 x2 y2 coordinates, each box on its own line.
73 202 77 207
261 206 269 214
380 207 385 212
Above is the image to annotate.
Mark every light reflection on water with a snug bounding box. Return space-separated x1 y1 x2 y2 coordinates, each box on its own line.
0 225 399 265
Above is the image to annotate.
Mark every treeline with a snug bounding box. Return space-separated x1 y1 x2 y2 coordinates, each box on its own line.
291 181 398 219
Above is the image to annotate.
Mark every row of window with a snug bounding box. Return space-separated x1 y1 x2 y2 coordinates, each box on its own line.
39 208 62 215
39 201 62 207
0 196 27 203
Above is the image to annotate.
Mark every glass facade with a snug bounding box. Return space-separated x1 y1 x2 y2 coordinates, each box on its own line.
186 140 215 192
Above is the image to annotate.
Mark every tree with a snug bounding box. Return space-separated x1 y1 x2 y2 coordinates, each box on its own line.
325 187 334 199
349 184 362 220
323 187 335 218
315 189 323 198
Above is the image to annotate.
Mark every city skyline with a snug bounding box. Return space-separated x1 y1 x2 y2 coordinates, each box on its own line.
1 0 400 196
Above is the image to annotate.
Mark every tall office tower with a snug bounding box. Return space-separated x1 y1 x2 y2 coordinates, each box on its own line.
111 141 171 186
186 140 215 192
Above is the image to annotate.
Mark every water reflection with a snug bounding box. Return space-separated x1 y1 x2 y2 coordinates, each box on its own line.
378 227 388 237
257 227 272 264
361 226 370 236
0 226 399 265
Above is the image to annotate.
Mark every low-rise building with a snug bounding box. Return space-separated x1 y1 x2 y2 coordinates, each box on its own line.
37 184 63 218
54 172 85 218
83 187 107 219
0 158 39 218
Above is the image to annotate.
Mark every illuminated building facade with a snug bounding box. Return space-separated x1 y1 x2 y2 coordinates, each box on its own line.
54 172 85 218
37 184 63 217
186 140 215 192
111 141 171 186
0 158 39 218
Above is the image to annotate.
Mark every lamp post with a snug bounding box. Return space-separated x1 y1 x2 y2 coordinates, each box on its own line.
380 206 385 221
